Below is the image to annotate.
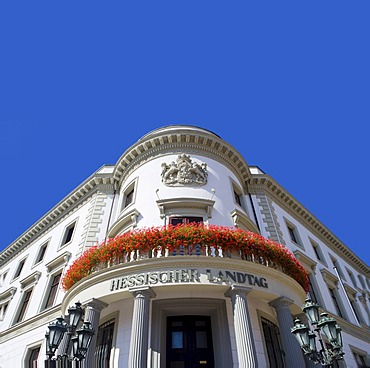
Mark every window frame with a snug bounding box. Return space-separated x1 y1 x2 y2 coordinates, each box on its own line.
59 220 77 249
12 257 27 281
120 178 138 212
309 238 327 265
23 342 43 368
330 256 346 281
94 315 117 367
346 268 358 288
328 287 345 320
169 216 203 226
34 241 49 266
284 219 304 249
0 287 16 321
43 271 62 310
13 286 34 325
259 315 285 368
351 347 368 368
230 179 246 210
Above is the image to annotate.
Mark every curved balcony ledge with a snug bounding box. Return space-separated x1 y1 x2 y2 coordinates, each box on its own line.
62 255 306 316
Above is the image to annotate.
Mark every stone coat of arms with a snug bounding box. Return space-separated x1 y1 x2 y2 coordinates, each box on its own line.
161 154 208 186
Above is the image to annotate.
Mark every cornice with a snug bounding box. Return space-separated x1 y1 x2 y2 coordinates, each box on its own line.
63 255 306 313
0 304 61 343
230 208 260 234
156 197 215 219
113 127 251 190
0 287 16 302
0 169 115 267
248 175 369 275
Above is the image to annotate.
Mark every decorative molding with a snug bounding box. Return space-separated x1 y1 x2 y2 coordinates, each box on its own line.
156 198 215 219
248 175 369 275
161 154 208 186
293 250 317 271
0 287 17 303
230 208 260 234
255 193 285 244
343 283 357 297
19 271 41 289
269 296 294 310
107 208 140 238
45 251 71 273
0 304 61 343
78 191 110 254
320 268 339 286
113 127 251 190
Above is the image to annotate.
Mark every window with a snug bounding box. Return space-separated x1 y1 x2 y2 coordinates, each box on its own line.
261 317 284 368
0 287 16 321
358 275 366 290
310 239 326 264
13 258 26 280
308 274 322 306
353 350 367 367
94 318 115 367
0 270 8 286
124 188 134 208
44 272 62 309
328 287 344 319
0 301 9 321
285 221 302 247
288 225 298 243
349 299 362 324
61 222 76 247
347 269 358 288
28 346 40 368
330 257 345 280
169 216 203 225
231 181 245 210
121 180 137 211
234 190 242 207
15 287 33 324
35 243 48 264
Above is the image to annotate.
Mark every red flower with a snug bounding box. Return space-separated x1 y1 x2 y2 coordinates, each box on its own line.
62 224 309 292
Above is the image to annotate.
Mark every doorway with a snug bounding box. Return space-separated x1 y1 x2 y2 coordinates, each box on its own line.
166 315 215 368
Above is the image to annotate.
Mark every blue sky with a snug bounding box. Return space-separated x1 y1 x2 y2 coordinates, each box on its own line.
0 2 369 265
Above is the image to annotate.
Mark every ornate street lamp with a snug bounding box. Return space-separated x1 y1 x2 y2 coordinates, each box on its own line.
45 302 95 368
291 298 344 367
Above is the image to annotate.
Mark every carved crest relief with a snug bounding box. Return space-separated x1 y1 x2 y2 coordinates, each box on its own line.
161 154 208 186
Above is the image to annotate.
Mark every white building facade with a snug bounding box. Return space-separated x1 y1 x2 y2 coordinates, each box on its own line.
0 125 369 368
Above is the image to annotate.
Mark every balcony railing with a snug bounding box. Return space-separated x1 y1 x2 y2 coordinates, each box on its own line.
62 225 309 292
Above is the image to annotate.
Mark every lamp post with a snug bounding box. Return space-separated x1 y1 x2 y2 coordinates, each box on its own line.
45 302 95 368
291 298 344 367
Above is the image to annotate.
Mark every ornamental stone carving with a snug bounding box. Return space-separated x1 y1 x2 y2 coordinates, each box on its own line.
161 154 208 186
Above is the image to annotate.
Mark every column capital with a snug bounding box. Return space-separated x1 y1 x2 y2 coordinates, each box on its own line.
224 285 252 299
268 296 294 310
83 298 109 312
130 286 156 299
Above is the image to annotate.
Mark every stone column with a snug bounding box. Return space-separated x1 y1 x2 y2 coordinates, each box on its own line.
225 286 258 368
269 296 305 367
81 298 108 368
128 287 156 368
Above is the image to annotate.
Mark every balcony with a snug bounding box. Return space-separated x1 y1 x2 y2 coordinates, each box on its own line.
62 225 308 293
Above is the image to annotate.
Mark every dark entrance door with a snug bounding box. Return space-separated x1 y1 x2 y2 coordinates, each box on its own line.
166 316 215 368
